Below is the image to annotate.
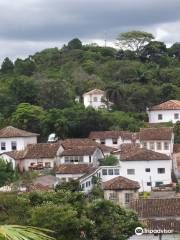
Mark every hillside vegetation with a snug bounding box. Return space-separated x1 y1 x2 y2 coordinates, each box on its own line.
0 31 180 139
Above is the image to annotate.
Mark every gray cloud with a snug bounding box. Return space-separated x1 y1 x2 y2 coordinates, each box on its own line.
0 0 180 61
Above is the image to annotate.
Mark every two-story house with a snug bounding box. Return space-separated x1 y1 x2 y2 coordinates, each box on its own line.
115 144 172 192
83 89 111 109
139 127 174 156
147 100 180 123
0 126 39 154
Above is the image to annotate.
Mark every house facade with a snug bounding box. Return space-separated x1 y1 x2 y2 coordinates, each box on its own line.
139 127 174 156
89 131 135 148
114 144 172 192
0 126 38 154
83 89 110 109
147 100 180 123
173 144 180 177
103 176 140 207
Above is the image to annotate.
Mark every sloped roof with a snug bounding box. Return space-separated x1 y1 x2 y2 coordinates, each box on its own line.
89 131 133 140
61 146 99 156
130 198 180 218
61 138 116 153
0 126 39 138
173 144 180 153
83 89 105 96
56 164 93 174
119 145 170 161
4 143 61 159
140 127 173 141
103 176 140 190
150 100 180 110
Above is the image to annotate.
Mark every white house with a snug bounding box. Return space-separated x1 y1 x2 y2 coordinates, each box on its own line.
147 100 180 123
139 127 174 156
1 142 61 171
89 130 136 148
79 165 121 192
114 144 172 192
83 89 110 109
0 126 38 154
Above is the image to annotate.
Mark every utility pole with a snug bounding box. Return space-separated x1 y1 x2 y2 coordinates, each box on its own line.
104 31 107 48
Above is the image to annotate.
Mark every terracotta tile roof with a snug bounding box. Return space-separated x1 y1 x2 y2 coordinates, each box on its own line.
62 146 99 156
140 127 173 141
130 198 180 218
142 219 180 232
0 126 39 138
150 100 180 110
89 131 133 140
83 89 105 96
119 145 170 161
173 144 180 153
30 183 50 191
56 164 93 174
103 176 140 190
61 138 116 154
2 150 25 160
24 143 61 159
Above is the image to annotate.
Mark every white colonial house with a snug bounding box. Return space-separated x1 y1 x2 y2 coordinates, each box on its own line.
0 126 38 154
89 130 136 148
83 89 111 109
147 100 180 123
114 144 172 192
139 127 174 156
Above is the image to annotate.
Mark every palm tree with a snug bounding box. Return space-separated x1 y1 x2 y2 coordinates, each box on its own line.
0 225 54 240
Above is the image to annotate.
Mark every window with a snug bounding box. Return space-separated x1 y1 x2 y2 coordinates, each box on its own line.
109 192 118 200
102 169 107 175
100 139 105 144
174 113 179 120
45 162 51 168
125 193 133 204
112 138 118 144
114 169 120 175
158 168 165 174
142 142 147 148
127 169 135 175
64 156 84 163
93 97 98 102
89 156 91 163
158 114 163 120
145 168 150 172
164 142 169 150
108 169 113 175
81 184 85 190
157 142 162 150
155 181 163 187
11 141 17 150
147 182 152 186
1 142 6 150
149 142 155 150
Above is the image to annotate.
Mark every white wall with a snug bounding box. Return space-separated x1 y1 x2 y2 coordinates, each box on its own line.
95 137 132 148
140 140 173 156
83 93 106 109
56 173 84 182
148 109 180 123
0 136 37 154
120 160 172 192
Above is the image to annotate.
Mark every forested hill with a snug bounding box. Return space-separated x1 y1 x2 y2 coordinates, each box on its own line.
0 32 180 140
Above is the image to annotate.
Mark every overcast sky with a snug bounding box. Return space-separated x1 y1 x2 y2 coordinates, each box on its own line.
0 0 180 63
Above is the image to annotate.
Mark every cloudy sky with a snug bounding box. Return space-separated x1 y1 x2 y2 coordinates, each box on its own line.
0 0 180 62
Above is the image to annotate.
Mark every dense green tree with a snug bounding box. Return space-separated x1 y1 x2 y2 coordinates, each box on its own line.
1 57 14 74
67 38 82 49
0 160 17 188
99 154 119 166
14 58 36 76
